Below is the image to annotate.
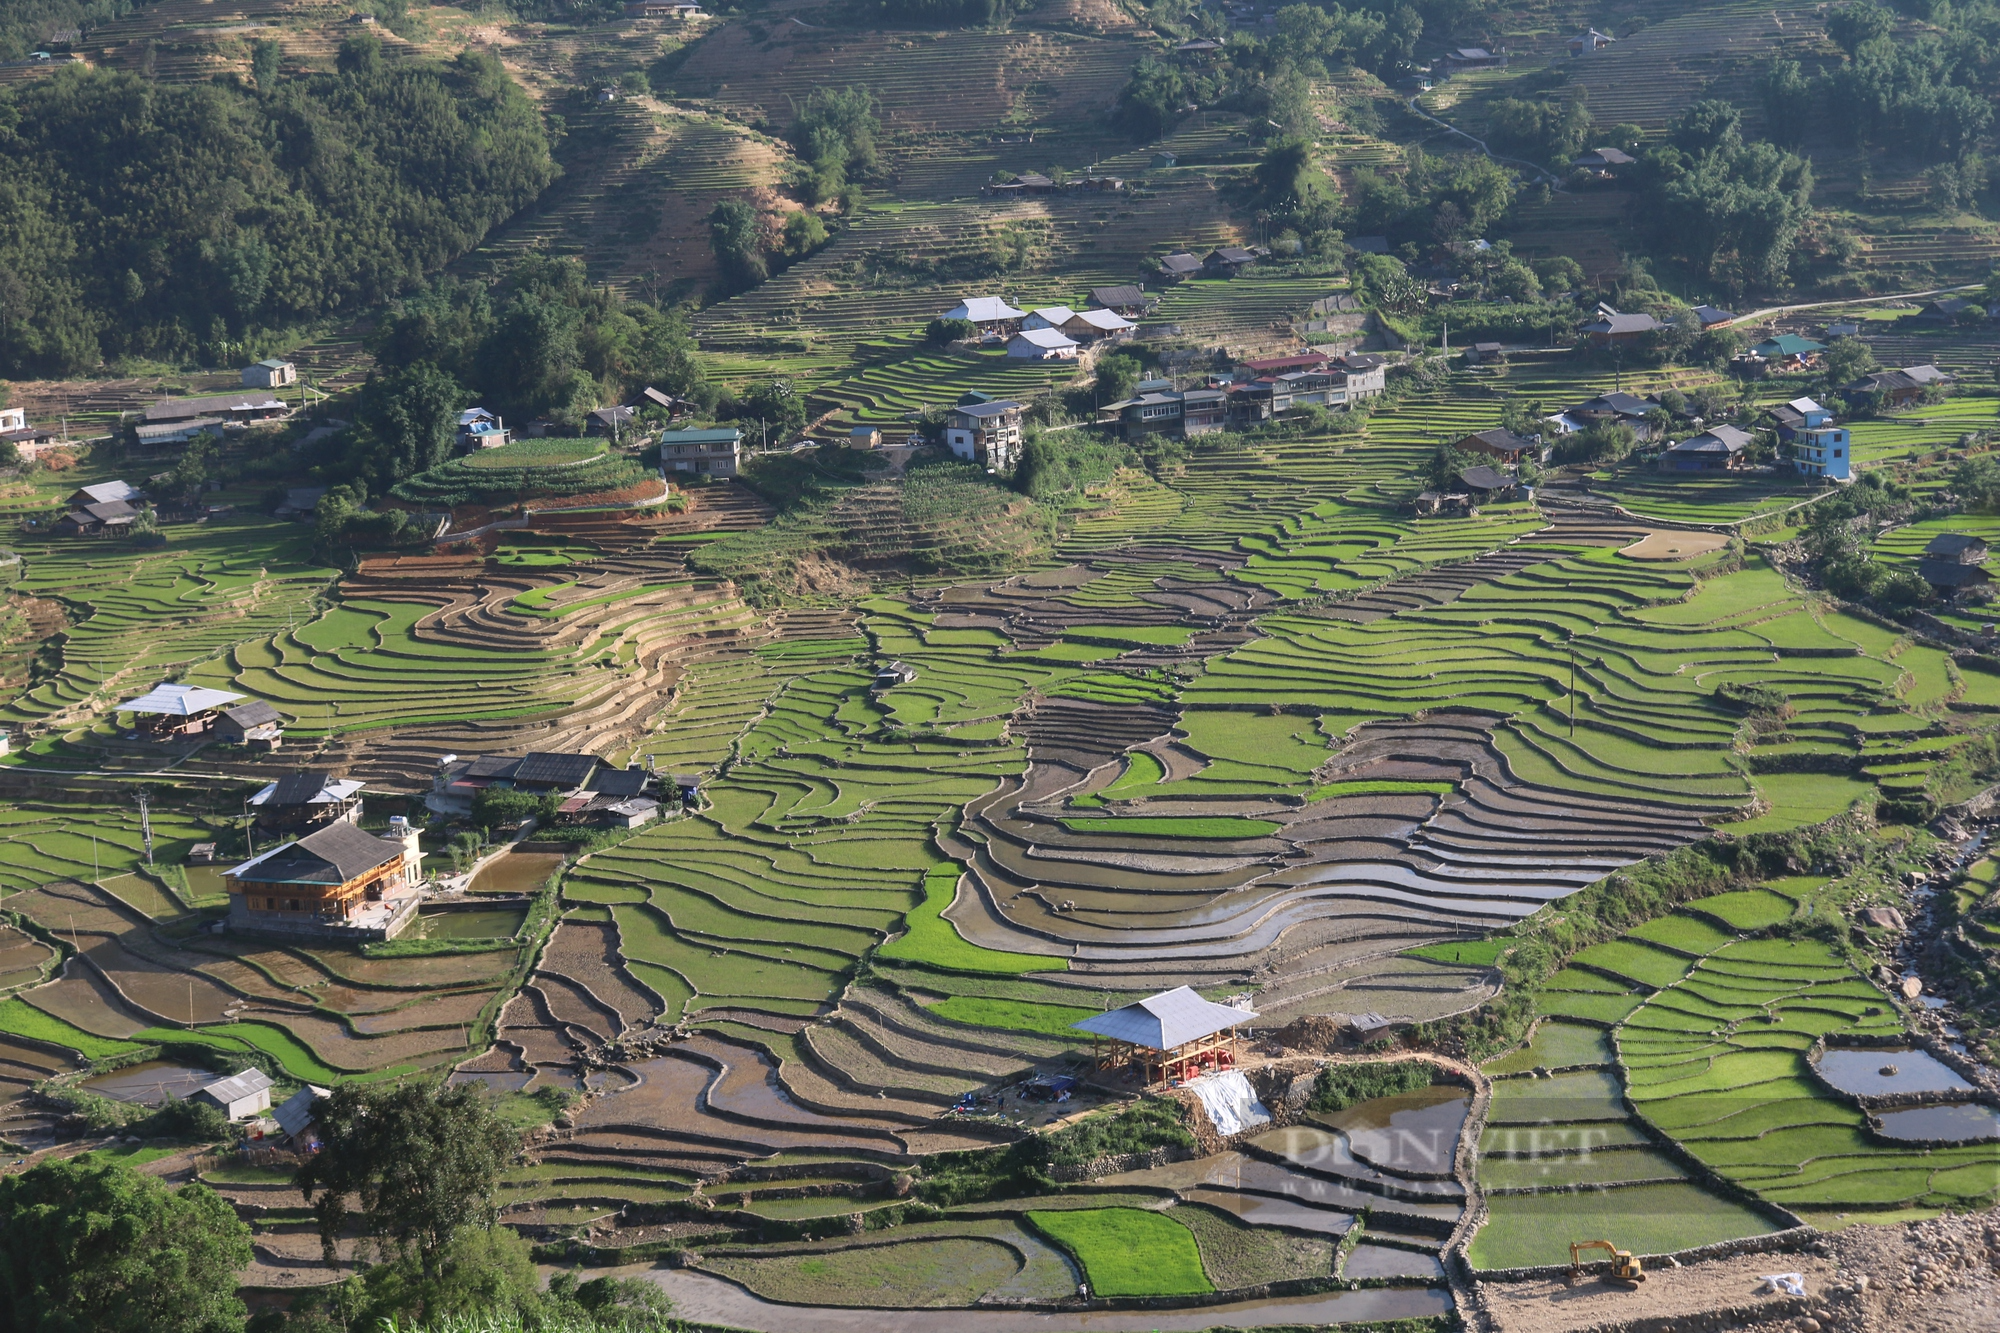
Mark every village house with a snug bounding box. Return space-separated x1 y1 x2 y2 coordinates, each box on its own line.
192 1069 274 1121
1692 305 1738 329
1660 424 1754 471
458 407 509 449
1203 247 1259 278
117 682 243 736
1155 252 1205 282
1335 353 1389 400
1791 424 1851 482
429 750 603 817
1089 285 1151 316
874 660 918 690
1925 532 1989 565
250 771 365 834
1748 334 1826 370
1007 327 1079 360
1918 559 1991 599
139 391 288 445
553 766 663 830
941 295 1027 331
1571 146 1635 172
1458 465 1517 501
587 405 636 439
224 818 425 941
849 425 881 448
1456 427 1536 465
1563 391 1657 439
1768 396 1832 440
1911 297 1984 324
241 359 297 389
54 499 139 538
1464 342 1506 365
1103 388 1228 441
274 487 327 519
1568 27 1613 54
631 385 693 418
1151 150 1179 168
1443 47 1507 72
1022 307 1135 343
0 407 54 458
1583 308 1659 345
70 481 145 508
944 399 1025 470
273 1084 332 1148
624 0 701 16
216 699 285 750
1413 490 1471 517
656 426 742 478
1842 364 1953 408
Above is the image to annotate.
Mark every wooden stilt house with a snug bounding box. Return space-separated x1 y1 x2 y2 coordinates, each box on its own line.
1072 986 1258 1087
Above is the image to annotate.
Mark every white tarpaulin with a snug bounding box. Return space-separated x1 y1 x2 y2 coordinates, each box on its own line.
1186 1069 1270 1137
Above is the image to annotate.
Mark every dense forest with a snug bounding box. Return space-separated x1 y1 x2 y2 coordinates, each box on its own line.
0 35 554 376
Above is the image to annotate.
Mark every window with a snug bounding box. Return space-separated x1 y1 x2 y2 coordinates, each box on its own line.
265 897 277 910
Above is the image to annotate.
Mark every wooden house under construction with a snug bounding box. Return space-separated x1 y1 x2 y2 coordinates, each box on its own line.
1073 986 1258 1087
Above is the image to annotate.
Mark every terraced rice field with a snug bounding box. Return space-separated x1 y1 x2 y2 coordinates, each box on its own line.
1474 879 2000 1269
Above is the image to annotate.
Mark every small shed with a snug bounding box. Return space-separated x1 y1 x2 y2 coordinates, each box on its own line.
671 773 703 806
272 1083 331 1146
850 425 882 448
192 1068 275 1121
1073 986 1258 1087
242 360 297 389
604 797 660 829
217 699 285 748
874 660 918 690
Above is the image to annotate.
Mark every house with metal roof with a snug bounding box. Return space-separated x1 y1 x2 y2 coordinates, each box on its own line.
241 359 297 389
192 1068 274 1121
1748 334 1826 369
1072 986 1257 1087
1925 532 1989 565
657 426 741 478
1155 252 1204 282
1572 146 1635 171
941 295 1027 329
1088 285 1149 314
1007 327 1080 360
273 1084 332 1145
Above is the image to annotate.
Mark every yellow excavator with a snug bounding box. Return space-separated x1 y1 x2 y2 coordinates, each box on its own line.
1567 1240 1646 1287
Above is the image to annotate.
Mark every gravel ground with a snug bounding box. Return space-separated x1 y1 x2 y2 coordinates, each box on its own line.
1476 1210 2000 1333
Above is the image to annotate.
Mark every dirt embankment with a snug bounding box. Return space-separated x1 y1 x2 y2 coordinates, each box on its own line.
1478 1211 2000 1333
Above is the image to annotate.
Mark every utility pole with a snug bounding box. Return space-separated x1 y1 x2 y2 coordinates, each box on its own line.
1568 635 1577 736
138 790 154 867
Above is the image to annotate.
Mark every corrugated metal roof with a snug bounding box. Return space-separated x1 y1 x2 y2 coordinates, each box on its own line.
118 683 244 716
273 1084 330 1138
1071 986 1257 1049
195 1067 273 1107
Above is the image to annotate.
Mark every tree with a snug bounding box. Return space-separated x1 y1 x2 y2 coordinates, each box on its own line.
782 210 828 258
352 363 466 485
1095 350 1145 403
1827 0 1895 57
741 380 807 442
0 1155 252 1333
708 199 767 288
1821 336 1877 388
789 86 878 204
296 1082 518 1281
924 317 977 346
250 39 281 90
1253 138 1323 210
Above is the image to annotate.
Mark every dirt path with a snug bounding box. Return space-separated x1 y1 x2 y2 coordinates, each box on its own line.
637 1269 1451 1330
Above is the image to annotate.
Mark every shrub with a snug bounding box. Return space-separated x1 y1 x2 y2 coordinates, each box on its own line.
1308 1060 1442 1113
924 317 976 347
